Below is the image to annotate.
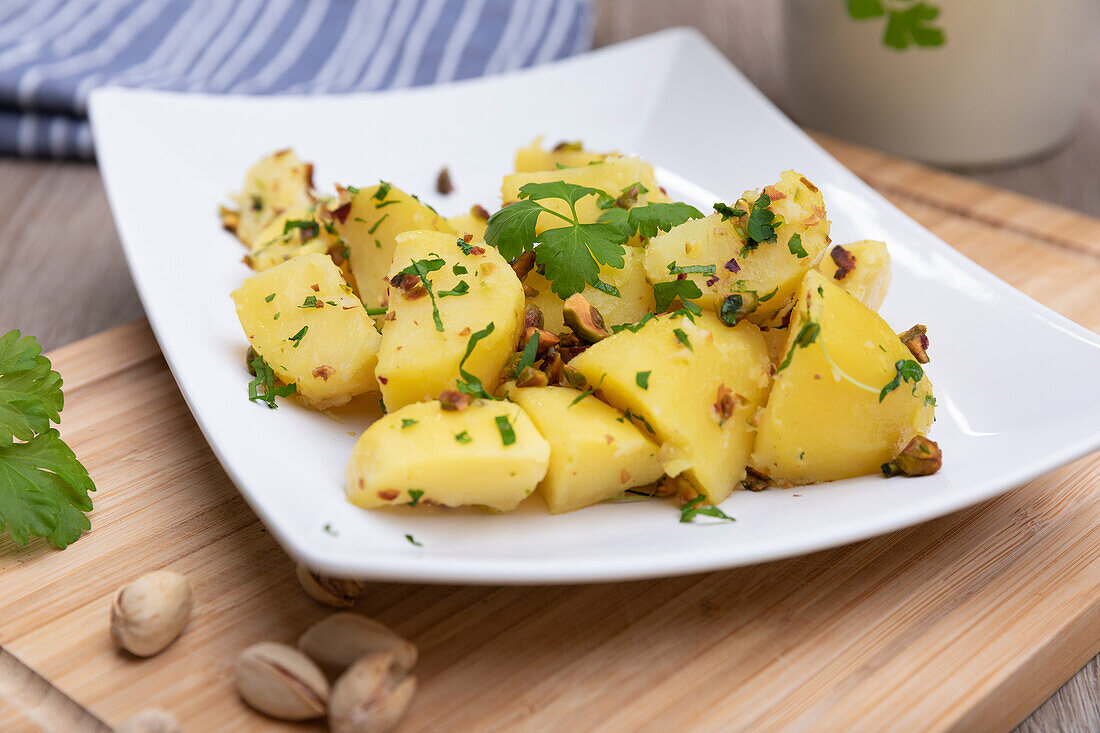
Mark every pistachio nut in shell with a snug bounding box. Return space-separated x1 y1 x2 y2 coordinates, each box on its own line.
109 570 193 657
234 642 328 721
296 561 365 608
298 612 417 672
114 709 181 733
329 652 417 733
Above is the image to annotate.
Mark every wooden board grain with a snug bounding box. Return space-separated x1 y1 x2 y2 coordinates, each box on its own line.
1 143 1099 732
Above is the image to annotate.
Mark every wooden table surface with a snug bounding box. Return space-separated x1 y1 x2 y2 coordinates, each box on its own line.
0 4 1097 730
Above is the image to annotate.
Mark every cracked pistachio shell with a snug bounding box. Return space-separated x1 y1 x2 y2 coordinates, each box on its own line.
234 642 329 721
329 652 417 733
296 561 366 608
109 570 193 657
298 612 417 672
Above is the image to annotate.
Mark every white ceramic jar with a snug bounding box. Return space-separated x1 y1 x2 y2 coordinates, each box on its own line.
782 0 1099 166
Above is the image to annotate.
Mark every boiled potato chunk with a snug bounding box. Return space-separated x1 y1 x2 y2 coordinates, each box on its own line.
244 204 343 275
570 312 772 504
232 253 381 408
333 182 454 312
514 136 611 172
346 399 549 511
508 385 664 514
376 230 524 410
501 156 669 235
447 205 490 242
526 247 655 333
816 240 891 311
750 270 934 483
643 170 830 324
226 149 315 248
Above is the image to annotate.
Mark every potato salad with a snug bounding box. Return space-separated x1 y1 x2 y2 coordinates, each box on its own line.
220 139 940 519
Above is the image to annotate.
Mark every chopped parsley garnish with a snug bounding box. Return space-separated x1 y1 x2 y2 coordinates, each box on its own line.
406 489 423 507
713 202 746 220
264 293 276 303
283 219 319 240
397 257 446 331
456 323 496 399
401 418 418 429
653 279 703 313
288 326 308 348
452 263 468 275
515 331 540 376
666 261 716 276
0 330 96 548
373 181 392 202
611 312 655 334
374 199 400 209
273 312 281 320
636 370 651 390
745 193 777 248
367 214 389 234
405 533 422 547
323 523 338 536
778 318 821 371
788 233 809 258
458 238 476 255
758 286 779 302
591 279 621 297
299 295 318 308
924 395 937 407
569 374 605 407
879 359 925 402
617 407 655 434
495 415 516 446
673 328 693 351
455 430 473 444
438 281 469 298
248 355 297 408
346 185 360 195
365 306 388 316
486 181 701 299
679 495 735 523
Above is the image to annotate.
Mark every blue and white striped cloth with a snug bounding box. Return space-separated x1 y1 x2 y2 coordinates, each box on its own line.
0 0 593 159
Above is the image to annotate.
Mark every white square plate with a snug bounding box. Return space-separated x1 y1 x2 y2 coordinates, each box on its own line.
89 28 1100 584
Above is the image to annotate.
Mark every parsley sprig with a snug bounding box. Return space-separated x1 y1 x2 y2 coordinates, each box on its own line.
0 330 96 548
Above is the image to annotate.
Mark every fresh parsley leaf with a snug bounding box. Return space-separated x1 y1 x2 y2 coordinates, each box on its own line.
595 206 631 239
365 306 388 316
495 415 516 446
438 281 469 298
484 199 545 261
373 181 392 201
653 280 703 313
248 356 297 408
788 233 808 258
406 489 423 507
536 222 625 299
367 214 389 234
673 328 693 351
0 331 62 447
666 261 716 276
636 371 651 390
713 202 746 220
456 323 496 399
879 359 925 402
679 495 735 523
591 279 621 297
405 533 422 547
518 180 603 207
745 193 777 246
452 263 468 275
627 202 704 239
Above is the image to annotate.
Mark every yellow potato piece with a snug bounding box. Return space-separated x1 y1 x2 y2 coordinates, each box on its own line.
570 311 772 504
514 136 611 172
508 385 664 514
751 270 935 483
376 230 524 411
816 239 892 311
232 253 381 409
346 399 550 511
332 182 454 311
446 205 490 242
643 170 831 325
228 149 315 248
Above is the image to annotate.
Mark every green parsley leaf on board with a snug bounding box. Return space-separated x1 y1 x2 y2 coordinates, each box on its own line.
880 359 925 402
846 0 945 49
0 331 96 548
679 495 735 524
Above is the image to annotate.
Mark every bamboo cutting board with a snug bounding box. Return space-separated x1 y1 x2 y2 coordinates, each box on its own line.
2 136 1100 732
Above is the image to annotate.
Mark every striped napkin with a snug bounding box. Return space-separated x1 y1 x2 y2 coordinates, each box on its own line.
0 0 593 159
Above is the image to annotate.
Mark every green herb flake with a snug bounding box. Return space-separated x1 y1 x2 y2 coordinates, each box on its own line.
745 193 777 246
401 418 418 429
592 279 621 297
398 257 446 331
288 326 308 348
405 533 423 547
569 374 605 408
713 202 747 220
365 306 388 316
298 295 318 308
788 233 809 258
879 359 925 402
666 261 716 276
495 415 516 446
367 214 390 235
924 395 937 407
346 185 360 195
778 318 821 372
455 430 473 444
373 181 392 202
679 495 735 524
758 287 779 303
452 263 468 275
264 293 276 303
323 523 338 536
406 489 423 507
438 281 470 298
653 279 703 313
611 312 655 334
673 328 693 351
273 312 281 320
636 371 651 390
456 322 496 399
248 355 297 409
